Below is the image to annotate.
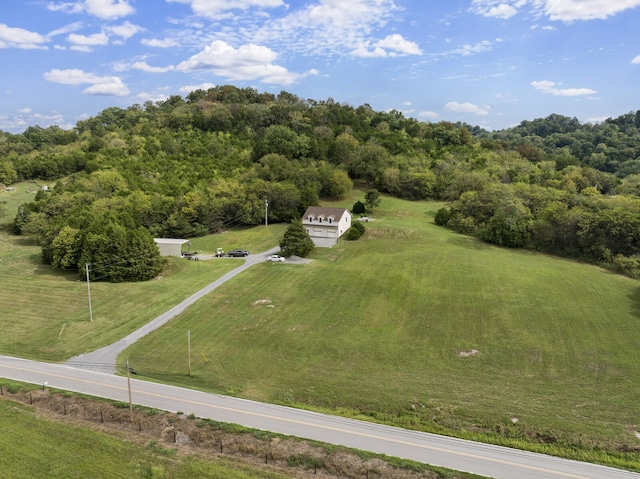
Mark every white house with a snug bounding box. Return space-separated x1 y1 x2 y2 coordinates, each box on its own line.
154 238 190 257
302 206 351 246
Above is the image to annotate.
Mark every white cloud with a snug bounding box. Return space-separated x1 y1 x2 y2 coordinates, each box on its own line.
47 22 84 38
178 83 217 94
419 111 439 119
47 2 85 15
166 0 284 18
70 45 93 52
0 23 48 49
632 55 640 64
444 101 490 115
67 31 109 48
142 37 179 48
352 34 421 58
175 40 307 85
378 34 422 55
18 108 32 114
586 116 608 124
486 4 518 18
248 0 399 57
132 61 175 73
472 0 640 22
136 91 170 103
471 1 521 18
531 80 597 96
48 0 135 19
439 40 493 59
84 0 134 19
106 21 143 40
537 0 640 21
44 68 130 96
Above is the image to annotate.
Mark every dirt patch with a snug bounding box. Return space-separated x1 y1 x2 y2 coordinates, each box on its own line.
456 349 479 357
0 387 472 479
252 299 272 306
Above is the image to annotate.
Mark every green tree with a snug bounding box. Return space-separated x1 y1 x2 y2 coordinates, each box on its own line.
326 170 352 199
352 200 365 215
364 189 381 212
279 220 314 257
345 220 365 240
0 159 17 184
51 226 82 269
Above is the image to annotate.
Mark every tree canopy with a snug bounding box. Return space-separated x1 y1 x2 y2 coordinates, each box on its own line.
3 85 640 279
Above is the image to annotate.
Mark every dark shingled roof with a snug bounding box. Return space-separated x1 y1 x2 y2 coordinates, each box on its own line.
302 206 350 220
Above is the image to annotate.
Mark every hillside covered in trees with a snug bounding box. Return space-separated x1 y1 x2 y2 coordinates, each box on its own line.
1 85 640 281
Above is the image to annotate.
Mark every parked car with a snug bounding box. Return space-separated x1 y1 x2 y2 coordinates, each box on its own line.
227 249 250 257
267 254 285 262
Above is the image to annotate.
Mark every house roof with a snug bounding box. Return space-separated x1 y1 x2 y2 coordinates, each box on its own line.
153 238 190 245
302 206 350 220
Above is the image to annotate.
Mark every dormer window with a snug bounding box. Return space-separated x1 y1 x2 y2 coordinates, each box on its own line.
318 217 323 223
328 217 334 223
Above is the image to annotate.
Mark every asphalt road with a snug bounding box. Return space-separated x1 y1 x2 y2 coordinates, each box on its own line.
1 355 638 479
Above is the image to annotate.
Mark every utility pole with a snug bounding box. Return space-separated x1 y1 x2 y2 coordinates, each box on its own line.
126 360 133 422
265 199 269 228
187 330 191 377
85 263 93 322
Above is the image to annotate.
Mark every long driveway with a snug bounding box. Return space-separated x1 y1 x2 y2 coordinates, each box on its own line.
66 247 280 372
0 355 638 479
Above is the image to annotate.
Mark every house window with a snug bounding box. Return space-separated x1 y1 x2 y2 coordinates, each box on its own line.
328 217 333 223
319 217 322 223
308 216 313 221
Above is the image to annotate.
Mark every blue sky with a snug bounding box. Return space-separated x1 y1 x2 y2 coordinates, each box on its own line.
1 0 640 134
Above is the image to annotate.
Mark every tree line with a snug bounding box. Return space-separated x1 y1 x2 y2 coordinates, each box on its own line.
1 85 640 280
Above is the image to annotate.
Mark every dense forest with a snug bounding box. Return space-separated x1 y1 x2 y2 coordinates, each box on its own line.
1 85 640 281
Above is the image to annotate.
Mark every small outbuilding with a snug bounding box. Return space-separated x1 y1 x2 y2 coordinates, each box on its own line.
154 238 191 257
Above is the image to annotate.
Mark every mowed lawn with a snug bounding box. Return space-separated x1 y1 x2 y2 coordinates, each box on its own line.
121 195 640 454
0 182 285 361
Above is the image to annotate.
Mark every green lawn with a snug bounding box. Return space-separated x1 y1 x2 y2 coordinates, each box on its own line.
0 182 285 361
120 195 640 465
2 184 640 467
0 399 292 479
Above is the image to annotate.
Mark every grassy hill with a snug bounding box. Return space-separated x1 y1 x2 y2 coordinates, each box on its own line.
120 194 640 466
2 184 639 467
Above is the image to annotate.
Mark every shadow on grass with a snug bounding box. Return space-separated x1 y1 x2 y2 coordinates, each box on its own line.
29 255 79 281
447 235 492 251
627 286 640 321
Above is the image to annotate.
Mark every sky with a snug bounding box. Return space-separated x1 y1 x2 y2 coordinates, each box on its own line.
1 0 640 134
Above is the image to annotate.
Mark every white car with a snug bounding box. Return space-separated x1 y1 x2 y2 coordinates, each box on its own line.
267 254 285 262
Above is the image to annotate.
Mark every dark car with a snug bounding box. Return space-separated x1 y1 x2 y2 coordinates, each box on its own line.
227 249 250 257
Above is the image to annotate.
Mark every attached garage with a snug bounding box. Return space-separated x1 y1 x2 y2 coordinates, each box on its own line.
154 238 190 257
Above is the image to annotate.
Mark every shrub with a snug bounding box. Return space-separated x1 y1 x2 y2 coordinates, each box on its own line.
611 255 640 279
352 200 365 215
346 221 365 240
434 207 451 226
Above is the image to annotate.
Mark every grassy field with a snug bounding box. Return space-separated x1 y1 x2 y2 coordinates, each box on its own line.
0 182 285 361
119 193 640 466
2 183 640 467
0 397 294 479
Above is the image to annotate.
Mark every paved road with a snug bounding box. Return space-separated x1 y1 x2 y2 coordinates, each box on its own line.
66 247 281 373
1 355 638 479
